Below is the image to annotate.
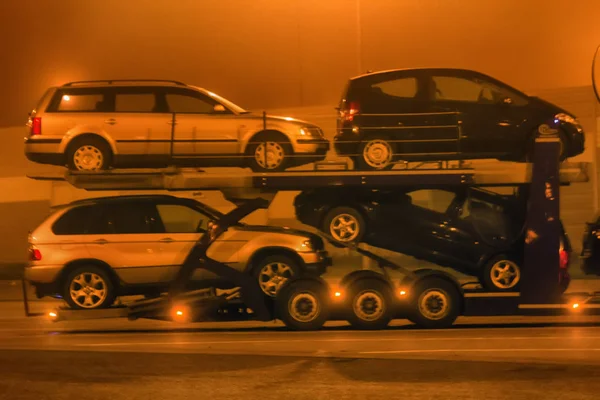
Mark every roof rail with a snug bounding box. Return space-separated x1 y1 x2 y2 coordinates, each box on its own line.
62 79 187 87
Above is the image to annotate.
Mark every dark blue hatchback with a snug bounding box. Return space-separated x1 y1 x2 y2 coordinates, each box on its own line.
334 68 585 170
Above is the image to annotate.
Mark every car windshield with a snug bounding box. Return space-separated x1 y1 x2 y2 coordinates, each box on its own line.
191 86 250 114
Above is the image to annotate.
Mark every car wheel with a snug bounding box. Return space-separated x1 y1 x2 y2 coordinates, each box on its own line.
322 206 366 246
356 136 395 170
346 278 394 330
276 278 329 331
62 265 116 310
67 136 112 171
247 133 291 172
254 255 301 297
408 277 461 329
480 255 521 292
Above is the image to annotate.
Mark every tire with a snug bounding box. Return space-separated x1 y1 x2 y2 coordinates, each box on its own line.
480 255 521 292
346 278 394 330
276 279 329 331
62 265 117 310
356 136 395 171
253 254 301 298
322 206 366 246
246 132 292 172
67 136 112 171
408 277 460 329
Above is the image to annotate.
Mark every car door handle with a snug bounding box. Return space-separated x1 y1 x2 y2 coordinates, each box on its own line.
94 239 108 244
159 237 174 243
104 118 117 125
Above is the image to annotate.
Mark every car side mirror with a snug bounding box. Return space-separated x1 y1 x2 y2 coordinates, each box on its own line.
213 104 226 112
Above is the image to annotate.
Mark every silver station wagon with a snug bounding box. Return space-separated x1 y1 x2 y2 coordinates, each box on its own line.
24 79 329 172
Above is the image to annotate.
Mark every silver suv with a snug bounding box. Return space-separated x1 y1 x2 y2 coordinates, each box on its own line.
25 80 329 172
25 195 331 309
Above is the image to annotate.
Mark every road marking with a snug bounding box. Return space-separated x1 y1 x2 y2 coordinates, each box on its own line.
67 335 600 348
360 348 600 354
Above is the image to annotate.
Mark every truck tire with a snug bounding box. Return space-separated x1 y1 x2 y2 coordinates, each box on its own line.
276 279 329 331
346 278 394 330
408 277 460 329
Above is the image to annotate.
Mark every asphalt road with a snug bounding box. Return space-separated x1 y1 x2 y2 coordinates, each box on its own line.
3 299 600 400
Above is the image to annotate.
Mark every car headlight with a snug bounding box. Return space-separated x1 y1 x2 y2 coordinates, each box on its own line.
301 239 314 251
299 127 322 137
555 113 578 125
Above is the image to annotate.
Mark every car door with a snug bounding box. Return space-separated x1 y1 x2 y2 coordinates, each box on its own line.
164 87 241 161
426 71 529 157
152 201 241 282
375 189 458 265
104 87 173 164
357 71 459 157
84 201 169 285
444 188 517 269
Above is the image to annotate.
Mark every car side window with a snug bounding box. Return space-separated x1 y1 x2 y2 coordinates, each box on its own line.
165 90 217 114
51 205 99 235
431 75 528 106
371 77 418 99
53 90 108 112
155 204 211 233
114 91 158 113
89 203 157 234
407 189 456 214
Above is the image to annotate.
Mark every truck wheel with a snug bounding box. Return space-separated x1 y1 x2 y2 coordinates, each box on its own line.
408 277 460 329
480 255 521 292
322 206 366 246
346 278 393 330
62 265 116 310
276 279 329 331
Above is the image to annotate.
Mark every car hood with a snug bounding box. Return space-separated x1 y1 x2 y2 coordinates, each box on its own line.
528 96 573 116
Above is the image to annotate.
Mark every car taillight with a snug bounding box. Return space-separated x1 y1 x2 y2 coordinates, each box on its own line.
559 248 569 269
30 117 42 135
341 102 360 122
29 248 42 261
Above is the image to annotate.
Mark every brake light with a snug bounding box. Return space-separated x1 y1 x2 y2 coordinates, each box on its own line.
30 117 42 135
559 248 569 269
29 248 42 261
341 102 360 122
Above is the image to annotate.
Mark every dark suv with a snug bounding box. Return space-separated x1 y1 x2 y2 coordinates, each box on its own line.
294 185 572 292
334 68 585 170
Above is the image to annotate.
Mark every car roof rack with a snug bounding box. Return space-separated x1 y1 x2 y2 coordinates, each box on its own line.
62 79 187 87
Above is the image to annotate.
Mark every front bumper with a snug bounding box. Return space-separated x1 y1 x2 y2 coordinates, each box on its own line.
300 250 332 275
333 134 359 157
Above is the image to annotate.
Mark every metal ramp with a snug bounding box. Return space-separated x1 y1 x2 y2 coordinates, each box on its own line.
26 161 589 194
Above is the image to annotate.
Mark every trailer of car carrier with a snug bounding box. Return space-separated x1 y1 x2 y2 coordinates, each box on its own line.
21 122 600 330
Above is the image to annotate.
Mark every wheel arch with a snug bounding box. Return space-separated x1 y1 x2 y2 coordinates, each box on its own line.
246 246 306 274
242 129 293 154
56 258 120 290
339 270 393 291
61 132 117 159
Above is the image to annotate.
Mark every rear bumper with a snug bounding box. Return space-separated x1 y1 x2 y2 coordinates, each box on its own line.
24 264 63 284
333 134 359 157
24 137 64 166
